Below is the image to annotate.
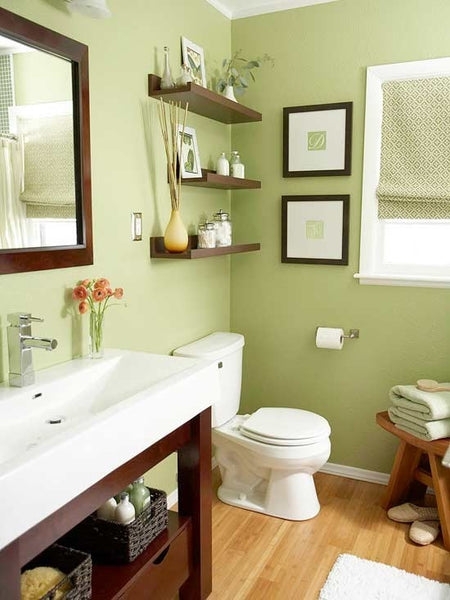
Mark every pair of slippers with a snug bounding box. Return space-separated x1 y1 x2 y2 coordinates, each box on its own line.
387 503 440 545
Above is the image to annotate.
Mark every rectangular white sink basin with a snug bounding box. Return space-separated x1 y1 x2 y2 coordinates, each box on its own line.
0 349 219 550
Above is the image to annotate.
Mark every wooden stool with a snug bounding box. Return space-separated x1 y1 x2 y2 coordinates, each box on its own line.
377 411 450 550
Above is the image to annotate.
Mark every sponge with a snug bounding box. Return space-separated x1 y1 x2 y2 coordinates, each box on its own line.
21 566 72 600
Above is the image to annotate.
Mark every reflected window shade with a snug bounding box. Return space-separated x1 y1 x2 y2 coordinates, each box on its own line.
0 55 14 134
376 77 450 219
19 113 75 219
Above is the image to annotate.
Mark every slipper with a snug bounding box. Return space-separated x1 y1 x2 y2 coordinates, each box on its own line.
387 502 439 523
409 520 440 545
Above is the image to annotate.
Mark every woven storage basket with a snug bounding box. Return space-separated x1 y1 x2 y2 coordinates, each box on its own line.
22 543 92 600
63 487 167 564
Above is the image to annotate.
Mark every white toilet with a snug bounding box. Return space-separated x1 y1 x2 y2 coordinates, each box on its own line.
174 332 331 521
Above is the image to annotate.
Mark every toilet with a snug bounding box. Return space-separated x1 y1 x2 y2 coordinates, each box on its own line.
174 332 331 521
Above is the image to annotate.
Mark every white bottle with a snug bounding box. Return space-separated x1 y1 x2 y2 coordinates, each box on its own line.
230 151 245 178
114 492 136 525
96 497 117 521
216 152 230 176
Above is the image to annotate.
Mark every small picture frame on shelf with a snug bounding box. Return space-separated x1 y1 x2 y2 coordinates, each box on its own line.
181 36 206 87
281 195 350 265
283 102 352 177
177 125 202 178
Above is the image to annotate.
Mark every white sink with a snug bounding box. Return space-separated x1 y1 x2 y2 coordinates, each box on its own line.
0 349 219 550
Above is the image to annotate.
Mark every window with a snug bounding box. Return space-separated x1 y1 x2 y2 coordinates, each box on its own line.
356 57 450 288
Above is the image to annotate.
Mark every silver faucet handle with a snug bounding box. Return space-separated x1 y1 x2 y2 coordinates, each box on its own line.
7 313 44 326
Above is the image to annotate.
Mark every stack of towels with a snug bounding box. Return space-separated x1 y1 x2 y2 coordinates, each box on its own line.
388 384 450 441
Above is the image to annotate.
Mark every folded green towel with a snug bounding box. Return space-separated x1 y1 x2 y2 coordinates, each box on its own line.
388 406 450 441
389 384 450 420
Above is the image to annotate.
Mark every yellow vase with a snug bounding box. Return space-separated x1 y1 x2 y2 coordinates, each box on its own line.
164 209 188 253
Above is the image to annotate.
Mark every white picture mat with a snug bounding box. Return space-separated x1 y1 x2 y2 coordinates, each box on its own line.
181 36 206 87
287 200 344 259
288 109 347 171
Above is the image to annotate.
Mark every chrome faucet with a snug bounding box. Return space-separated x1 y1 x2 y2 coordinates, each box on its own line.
7 313 58 387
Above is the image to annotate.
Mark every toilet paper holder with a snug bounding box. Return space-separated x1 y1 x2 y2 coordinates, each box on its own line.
316 327 360 340
343 329 359 340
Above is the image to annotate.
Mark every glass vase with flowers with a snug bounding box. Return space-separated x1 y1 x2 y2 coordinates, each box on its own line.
72 277 124 358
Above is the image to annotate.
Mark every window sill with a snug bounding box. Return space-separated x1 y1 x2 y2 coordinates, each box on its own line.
354 273 450 288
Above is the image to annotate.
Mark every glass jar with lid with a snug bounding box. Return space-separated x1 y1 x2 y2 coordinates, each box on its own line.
198 222 216 248
229 151 245 178
213 209 232 247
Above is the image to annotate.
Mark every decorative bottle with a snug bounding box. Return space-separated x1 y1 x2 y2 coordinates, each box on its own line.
129 477 151 516
114 492 136 525
161 46 175 89
216 152 230 176
213 209 232 247
230 151 245 178
198 222 217 248
96 497 117 521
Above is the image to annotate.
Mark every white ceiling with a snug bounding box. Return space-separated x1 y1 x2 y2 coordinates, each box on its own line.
206 0 338 20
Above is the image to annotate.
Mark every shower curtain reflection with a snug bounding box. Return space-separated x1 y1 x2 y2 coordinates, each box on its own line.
0 136 36 249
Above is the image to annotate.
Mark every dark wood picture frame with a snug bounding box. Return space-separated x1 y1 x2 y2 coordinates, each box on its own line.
283 102 352 177
0 7 93 275
281 195 350 265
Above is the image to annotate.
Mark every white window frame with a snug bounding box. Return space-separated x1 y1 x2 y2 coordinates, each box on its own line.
355 57 450 288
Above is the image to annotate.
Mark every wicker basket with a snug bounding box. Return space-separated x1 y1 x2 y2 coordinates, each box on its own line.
62 487 168 564
22 543 92 600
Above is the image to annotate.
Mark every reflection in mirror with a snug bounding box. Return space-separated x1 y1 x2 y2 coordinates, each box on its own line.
0 35 76 250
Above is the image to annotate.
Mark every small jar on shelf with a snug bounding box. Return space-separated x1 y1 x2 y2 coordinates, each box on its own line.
213 209 232 247
198 222 217 248
230 151 245 178
216 152 230 176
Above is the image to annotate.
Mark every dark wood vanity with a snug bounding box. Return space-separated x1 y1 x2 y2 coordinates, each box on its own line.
0 408 212 600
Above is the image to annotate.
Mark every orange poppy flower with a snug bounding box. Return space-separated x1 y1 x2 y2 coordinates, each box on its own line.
78 300 89 314
72 285 88 300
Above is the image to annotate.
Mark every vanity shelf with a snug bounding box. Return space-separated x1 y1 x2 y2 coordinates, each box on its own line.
148 74 262 124
150 236 260 259
182 169 261 190
92 512 191 600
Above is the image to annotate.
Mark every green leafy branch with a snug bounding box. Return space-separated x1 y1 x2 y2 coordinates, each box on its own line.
216 50 274 96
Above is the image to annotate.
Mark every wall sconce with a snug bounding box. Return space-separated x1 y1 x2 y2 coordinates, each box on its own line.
66 0 112 19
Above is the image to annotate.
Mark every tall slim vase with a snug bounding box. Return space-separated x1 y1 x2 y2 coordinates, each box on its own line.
164 209 188 252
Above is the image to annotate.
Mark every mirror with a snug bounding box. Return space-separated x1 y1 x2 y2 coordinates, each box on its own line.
0 7 92 274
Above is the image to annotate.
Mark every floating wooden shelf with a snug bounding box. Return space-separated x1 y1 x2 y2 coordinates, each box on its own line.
91 511 190 599
182 169 261 190
148 74 262 124
150 235 260 259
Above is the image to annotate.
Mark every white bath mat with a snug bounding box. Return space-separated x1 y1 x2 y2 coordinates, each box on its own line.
319 553 450 600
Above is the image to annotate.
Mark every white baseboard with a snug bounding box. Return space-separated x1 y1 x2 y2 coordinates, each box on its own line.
320 462 390 485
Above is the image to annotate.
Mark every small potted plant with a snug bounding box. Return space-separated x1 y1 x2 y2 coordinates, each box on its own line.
216 50 274 102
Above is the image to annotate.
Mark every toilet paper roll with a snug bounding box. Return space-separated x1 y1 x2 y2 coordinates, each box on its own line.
316 327 344 350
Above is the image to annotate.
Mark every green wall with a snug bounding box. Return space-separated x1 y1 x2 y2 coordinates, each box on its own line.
0 0 231 493
13 51 72 105
2 0 450 494
230 0 450 473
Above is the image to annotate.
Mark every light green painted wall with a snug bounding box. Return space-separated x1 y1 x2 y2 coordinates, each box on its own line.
231 0 450 473
0 0 231 494
13 51 72 105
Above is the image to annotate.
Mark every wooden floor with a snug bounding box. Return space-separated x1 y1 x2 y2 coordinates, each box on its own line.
209 470 450 599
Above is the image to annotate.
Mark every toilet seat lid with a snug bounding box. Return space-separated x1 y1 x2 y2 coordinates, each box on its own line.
240 408 330 446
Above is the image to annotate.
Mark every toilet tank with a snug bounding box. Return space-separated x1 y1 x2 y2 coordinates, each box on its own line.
173 332 244 427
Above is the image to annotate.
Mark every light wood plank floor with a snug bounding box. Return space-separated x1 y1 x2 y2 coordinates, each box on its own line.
210 470 450 599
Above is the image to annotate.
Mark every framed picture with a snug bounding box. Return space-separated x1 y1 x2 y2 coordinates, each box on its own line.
177 125 202 178
281 195 349 265
283 102 352 177
181 36 206 87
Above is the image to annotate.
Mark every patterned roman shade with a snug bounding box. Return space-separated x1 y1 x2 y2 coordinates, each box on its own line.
19 112 75 219
376 76 450 219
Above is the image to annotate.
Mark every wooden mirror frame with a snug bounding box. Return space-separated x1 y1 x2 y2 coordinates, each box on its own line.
0 7 93 274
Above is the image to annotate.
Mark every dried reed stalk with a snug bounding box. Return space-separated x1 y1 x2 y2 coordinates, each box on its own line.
157 98 189 211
